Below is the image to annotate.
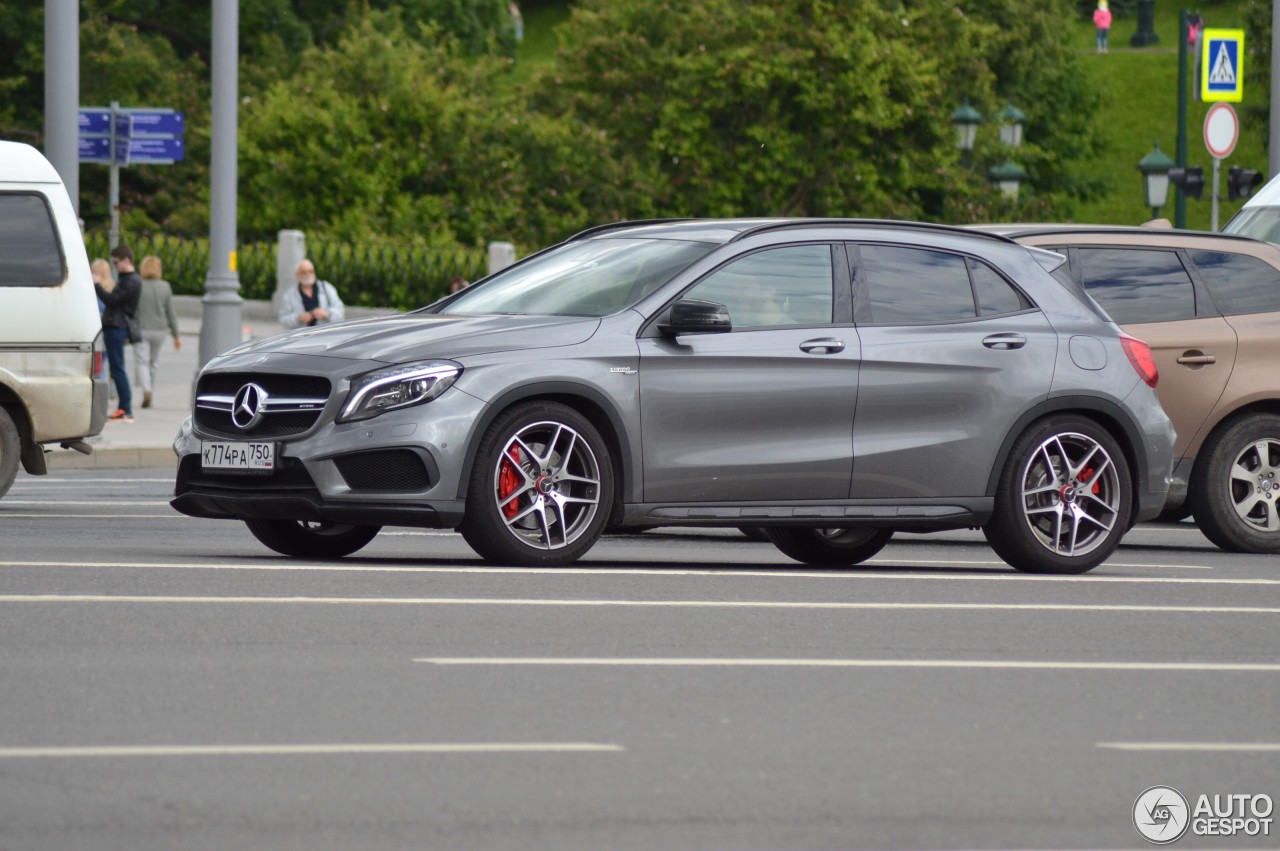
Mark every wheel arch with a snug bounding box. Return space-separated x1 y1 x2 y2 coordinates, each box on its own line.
986 395 1150 515
456 382 632 525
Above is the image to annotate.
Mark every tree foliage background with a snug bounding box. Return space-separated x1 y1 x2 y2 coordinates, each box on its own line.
4 0 1107 250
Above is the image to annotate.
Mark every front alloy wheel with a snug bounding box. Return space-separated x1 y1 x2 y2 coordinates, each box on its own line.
985 416 1131 574
460 402 613 566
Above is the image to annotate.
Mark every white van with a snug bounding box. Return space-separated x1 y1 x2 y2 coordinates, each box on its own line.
1221 172 1280 242
0 141 109 498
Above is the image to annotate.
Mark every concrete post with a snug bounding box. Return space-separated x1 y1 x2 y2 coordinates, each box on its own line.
488 241 517 275
274 230 307 316
199 0 244 369
44 0 79 214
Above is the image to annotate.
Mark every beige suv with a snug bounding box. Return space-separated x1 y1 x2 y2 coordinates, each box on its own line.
989 225 1280 554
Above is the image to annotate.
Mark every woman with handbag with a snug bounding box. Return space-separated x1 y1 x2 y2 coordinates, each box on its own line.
94 244 142 423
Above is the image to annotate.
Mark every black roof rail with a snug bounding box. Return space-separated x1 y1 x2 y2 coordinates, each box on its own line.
566 218 697 241
730 218 1018 245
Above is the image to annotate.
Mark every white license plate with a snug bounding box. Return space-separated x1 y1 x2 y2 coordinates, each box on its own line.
201 440 276 472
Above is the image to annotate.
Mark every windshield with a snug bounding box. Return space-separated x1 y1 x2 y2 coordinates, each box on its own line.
1221 207 1280 244
440 237 716 317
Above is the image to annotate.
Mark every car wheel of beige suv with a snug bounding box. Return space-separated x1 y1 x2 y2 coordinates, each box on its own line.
1190 414 1280 553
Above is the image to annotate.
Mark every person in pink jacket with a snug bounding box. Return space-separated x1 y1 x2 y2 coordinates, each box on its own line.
1094 0 1113 53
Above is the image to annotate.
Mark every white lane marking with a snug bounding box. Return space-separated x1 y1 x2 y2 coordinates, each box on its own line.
0 742 624 759
418 658 1280 672
0 501 165 506
0 595 1276 614
1 514 188 519
1098 742 1280 752
0 561 1247 583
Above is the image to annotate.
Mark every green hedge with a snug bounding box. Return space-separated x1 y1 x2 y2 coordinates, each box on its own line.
83 234 490 310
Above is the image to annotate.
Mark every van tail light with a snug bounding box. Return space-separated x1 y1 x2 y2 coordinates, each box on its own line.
92 331 106 379
1121 334 1158 388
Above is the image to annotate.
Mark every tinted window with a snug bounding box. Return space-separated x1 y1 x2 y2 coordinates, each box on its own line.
685 245 833 328
969 258 1029 315
0 193 64 287
1075 248 1195 323
1188 249 1280 315
859 245 974 323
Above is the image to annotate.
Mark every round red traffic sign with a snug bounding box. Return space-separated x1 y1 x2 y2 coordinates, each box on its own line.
1204 102 1239 160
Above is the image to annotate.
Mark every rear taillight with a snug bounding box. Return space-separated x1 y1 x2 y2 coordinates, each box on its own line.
1121 334 1158 388
92 331 106 379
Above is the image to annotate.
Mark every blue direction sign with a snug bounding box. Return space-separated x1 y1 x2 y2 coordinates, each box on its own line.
115 138 185 165
78 109 112 136
121 110 184 138
78 137 113 164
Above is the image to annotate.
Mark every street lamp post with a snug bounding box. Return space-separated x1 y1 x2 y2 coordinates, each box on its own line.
951 101 983 165
988 160 1028 199
1137 142 1175 220
997 101 1027 148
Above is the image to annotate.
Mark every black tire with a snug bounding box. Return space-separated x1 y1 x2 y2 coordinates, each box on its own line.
1189 413 1280 554
244 518 380 558
460 401 614 566
0 407 19 500
766 527 894 567
984 415 1132 574
737 526 771 542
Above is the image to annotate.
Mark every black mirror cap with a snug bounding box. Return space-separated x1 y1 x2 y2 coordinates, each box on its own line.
659 299 733 335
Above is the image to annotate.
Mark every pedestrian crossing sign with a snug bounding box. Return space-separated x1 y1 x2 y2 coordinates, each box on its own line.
1201 28 1244 103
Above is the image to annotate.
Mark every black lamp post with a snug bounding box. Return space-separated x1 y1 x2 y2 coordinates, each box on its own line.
1137 142 1175 219
951 101 983 165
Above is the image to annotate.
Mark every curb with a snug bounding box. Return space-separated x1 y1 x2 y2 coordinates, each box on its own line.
45 446 179 471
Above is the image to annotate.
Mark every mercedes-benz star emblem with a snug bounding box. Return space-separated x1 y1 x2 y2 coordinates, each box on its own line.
231 383 269 431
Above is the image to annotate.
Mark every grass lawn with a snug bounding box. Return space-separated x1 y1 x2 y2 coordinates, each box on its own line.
1068 0 1264 229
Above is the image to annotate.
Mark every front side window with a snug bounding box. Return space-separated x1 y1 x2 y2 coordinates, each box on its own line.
1075 248 1196 324
858 245 975 323
683 244 834 328
0 193 65 287
1188 249 1280 315
440 237 715 317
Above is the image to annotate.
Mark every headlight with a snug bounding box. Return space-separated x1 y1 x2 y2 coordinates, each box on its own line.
338 360 462 423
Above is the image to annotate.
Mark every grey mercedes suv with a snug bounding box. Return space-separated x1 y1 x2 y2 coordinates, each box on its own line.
172 219 1174 574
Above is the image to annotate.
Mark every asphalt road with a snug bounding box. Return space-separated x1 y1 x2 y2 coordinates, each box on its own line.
1 469 1277 850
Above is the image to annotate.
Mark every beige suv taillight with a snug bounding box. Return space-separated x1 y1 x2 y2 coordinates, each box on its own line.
1121 334 1159 388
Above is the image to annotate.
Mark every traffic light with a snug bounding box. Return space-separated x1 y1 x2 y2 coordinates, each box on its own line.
1227 166 1263 201
1168 167 1205 200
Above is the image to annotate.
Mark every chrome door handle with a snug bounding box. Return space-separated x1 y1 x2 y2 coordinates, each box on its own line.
799 338 845 354
1176 353 1216 365
982 333 1026 350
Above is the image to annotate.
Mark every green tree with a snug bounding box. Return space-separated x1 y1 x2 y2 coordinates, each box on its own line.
536 0 1100 223
237 10 624 247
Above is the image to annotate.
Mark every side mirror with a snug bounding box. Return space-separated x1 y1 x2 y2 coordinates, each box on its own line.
658 299 732 335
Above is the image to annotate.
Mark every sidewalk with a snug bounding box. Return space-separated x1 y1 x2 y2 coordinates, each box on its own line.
44 296 397 471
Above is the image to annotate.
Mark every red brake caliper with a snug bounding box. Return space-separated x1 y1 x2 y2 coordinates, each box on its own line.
499 445 522 519
1080 466 1101 495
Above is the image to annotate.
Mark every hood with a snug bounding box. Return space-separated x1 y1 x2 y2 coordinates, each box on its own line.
220 313 603 364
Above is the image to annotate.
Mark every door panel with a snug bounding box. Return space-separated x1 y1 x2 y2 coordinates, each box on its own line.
850 313 1057 499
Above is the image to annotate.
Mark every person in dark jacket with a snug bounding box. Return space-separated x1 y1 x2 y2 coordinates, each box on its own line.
95 244 142 422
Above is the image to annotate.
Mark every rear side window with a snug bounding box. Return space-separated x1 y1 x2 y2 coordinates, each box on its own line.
0 193 65 287
1075 248 1196 324
859 245 974 322
969 258 1030 315
1187 249 1280 315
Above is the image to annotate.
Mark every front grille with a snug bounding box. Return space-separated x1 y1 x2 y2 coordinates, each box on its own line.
335 449 433 491
194 372 332 439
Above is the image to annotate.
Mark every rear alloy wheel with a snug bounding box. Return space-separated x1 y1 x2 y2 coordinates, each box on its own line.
0 407 19 500
460 402 613 566
244 518 381 558
766 527 894 567
985 416 1131 574
1190 414 1280 554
